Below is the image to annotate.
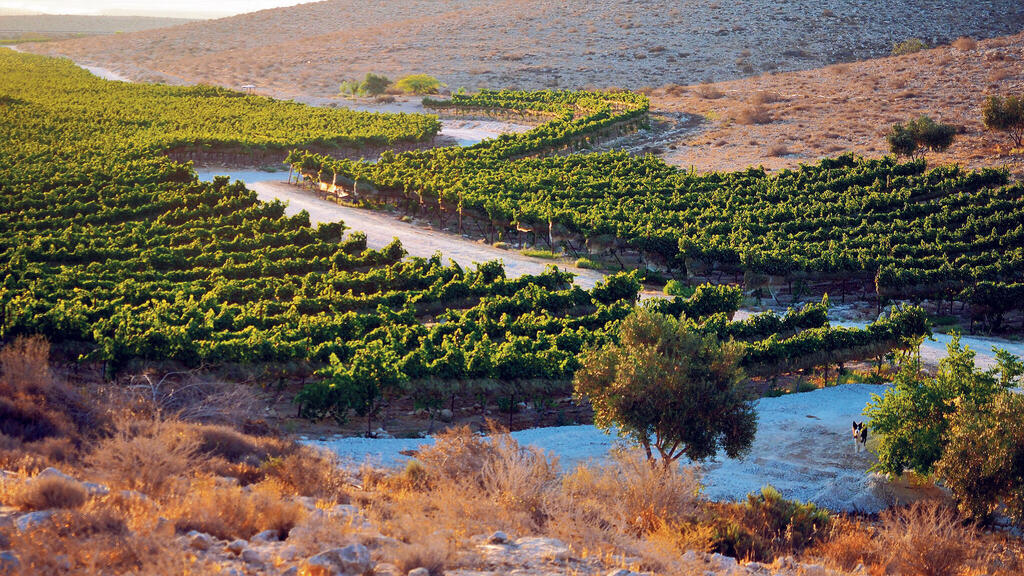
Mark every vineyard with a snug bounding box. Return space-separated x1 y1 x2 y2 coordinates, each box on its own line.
292 90 1024 331
0 51 931 422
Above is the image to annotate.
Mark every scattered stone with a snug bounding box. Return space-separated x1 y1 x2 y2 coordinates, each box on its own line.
37 467 76 482
372 428 394 439
408 568 430 576
241 548 266 565
187 530 214 551
81 482 109 496
800 564 827 576
0 551 20 572
226 539 248 555
513 537 570 562
745 561 769 573
252 528 281 543
439 408 454 422
15 510 55 532
487 530 509 544
302 544 372 576
681 550 702 563
606 570 633 576
278 545 300 562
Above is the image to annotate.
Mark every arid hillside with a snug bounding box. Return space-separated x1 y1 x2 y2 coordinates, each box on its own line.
650 31 1024 175
0 15 191 43
25 0 1024 97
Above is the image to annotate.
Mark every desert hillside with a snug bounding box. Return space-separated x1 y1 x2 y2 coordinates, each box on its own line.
25 0 1024 96
0 14 191 43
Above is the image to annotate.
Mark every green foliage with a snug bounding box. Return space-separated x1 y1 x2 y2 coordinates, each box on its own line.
887 116 957 157
521 248 559 259
892 38 927 56
936 391 1024 523
360 73 392 96
574 308 756 465
865 334 1018 477
575 257 600 269
663 279 693 297
982 95 1024 147
710 486 830 561
338 79 361 96
395 74 442 95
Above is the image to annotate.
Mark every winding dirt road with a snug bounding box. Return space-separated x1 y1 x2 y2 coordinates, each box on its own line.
248 180 609 289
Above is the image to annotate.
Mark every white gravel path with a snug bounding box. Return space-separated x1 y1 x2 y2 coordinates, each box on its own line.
307 384 898 513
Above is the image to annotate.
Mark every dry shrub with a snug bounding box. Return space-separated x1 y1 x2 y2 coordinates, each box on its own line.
952 37 977 51
390 535 452 576
7 502 213 576
192 423 264 463
990 69 1012 83
749 90 782 105
766 144 790 157
8 475 88 511
663 83 686 97
480 435 559 526
171 478 306 541
734 105 771 125
262 447 351 502
877 500 976 576
812 516 884 572
695 83 724 99
0 335 53 395
548 450 702 551
87 422 200 495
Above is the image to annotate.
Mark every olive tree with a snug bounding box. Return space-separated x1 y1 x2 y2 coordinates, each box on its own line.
574 308 756 467
982 95 1024 147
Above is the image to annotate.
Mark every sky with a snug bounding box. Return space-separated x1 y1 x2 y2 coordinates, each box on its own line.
0 0 311 18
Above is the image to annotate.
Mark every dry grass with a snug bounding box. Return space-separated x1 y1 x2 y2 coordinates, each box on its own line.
877 500 977 576
734 105 771 125
766 144 790 157
170 477 306 541
952 36 978 51
390 535 452 576
86 422 200 495
5 475 89 511
695 83 724 99
749 90 782 105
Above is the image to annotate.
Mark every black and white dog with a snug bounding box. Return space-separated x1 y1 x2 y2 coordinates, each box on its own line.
851 421 868 453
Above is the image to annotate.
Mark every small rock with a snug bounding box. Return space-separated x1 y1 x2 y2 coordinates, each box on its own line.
372 427 393 439
513 537 570 562
296 496 319 510
226 539 248 555
118 489 150 502
681 550 702 563
408 568 430 576
278 545 301 562
16 510 55 532
745 561 768 573
853 563 868 575
187 530 214 551
251 528 281 543
800 564 827 576
37 467 76 482
281 567 299 576
0 550 20 572
707 553 739 571
606 570 633 576
302 544 372 576
439 408 454 422
81 482 109 496
241 548 265 565
487 530 509 544
329 504 360 517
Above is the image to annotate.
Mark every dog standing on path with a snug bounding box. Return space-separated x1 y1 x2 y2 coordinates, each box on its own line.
852 421 868 453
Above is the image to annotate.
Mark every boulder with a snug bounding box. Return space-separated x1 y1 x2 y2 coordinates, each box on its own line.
799 564 827 576
81 482 110 496
513 537 570 562
487 531 509 544
186 530 215 551
439 409 454 423
0 550 20 572
241 548 266 565
226 539 248 555
37 467 76 482
408 568 430 576
301 544 372 576
252 529 281 543
15 510 56 532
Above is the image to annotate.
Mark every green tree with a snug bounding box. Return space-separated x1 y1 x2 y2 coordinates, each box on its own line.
936 391 1024 523
360 73 392 96
395 74 443 95
982 95 1024 147
887 116 956 158
865 335 1018 477
574 308 756 467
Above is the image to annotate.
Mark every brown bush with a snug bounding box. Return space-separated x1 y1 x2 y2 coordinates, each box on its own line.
0 335 53 396
812 517 884 572
390 536 451 576
877 500 976 576
695 83 724 99
749 90 782 105
171 478 306 541
766 144 790 157
87 423 200 495
8 475 88 511
952 37 977 51
734 105 771 125
263 448 351 502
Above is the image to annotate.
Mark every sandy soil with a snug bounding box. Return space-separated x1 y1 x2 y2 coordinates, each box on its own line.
25 0 1024 98
309 383 935 513
247 180 609 289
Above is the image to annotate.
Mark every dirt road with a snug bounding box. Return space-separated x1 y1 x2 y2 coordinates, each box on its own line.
248 180 609 289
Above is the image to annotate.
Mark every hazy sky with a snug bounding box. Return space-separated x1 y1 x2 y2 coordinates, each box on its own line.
0 0 311 18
